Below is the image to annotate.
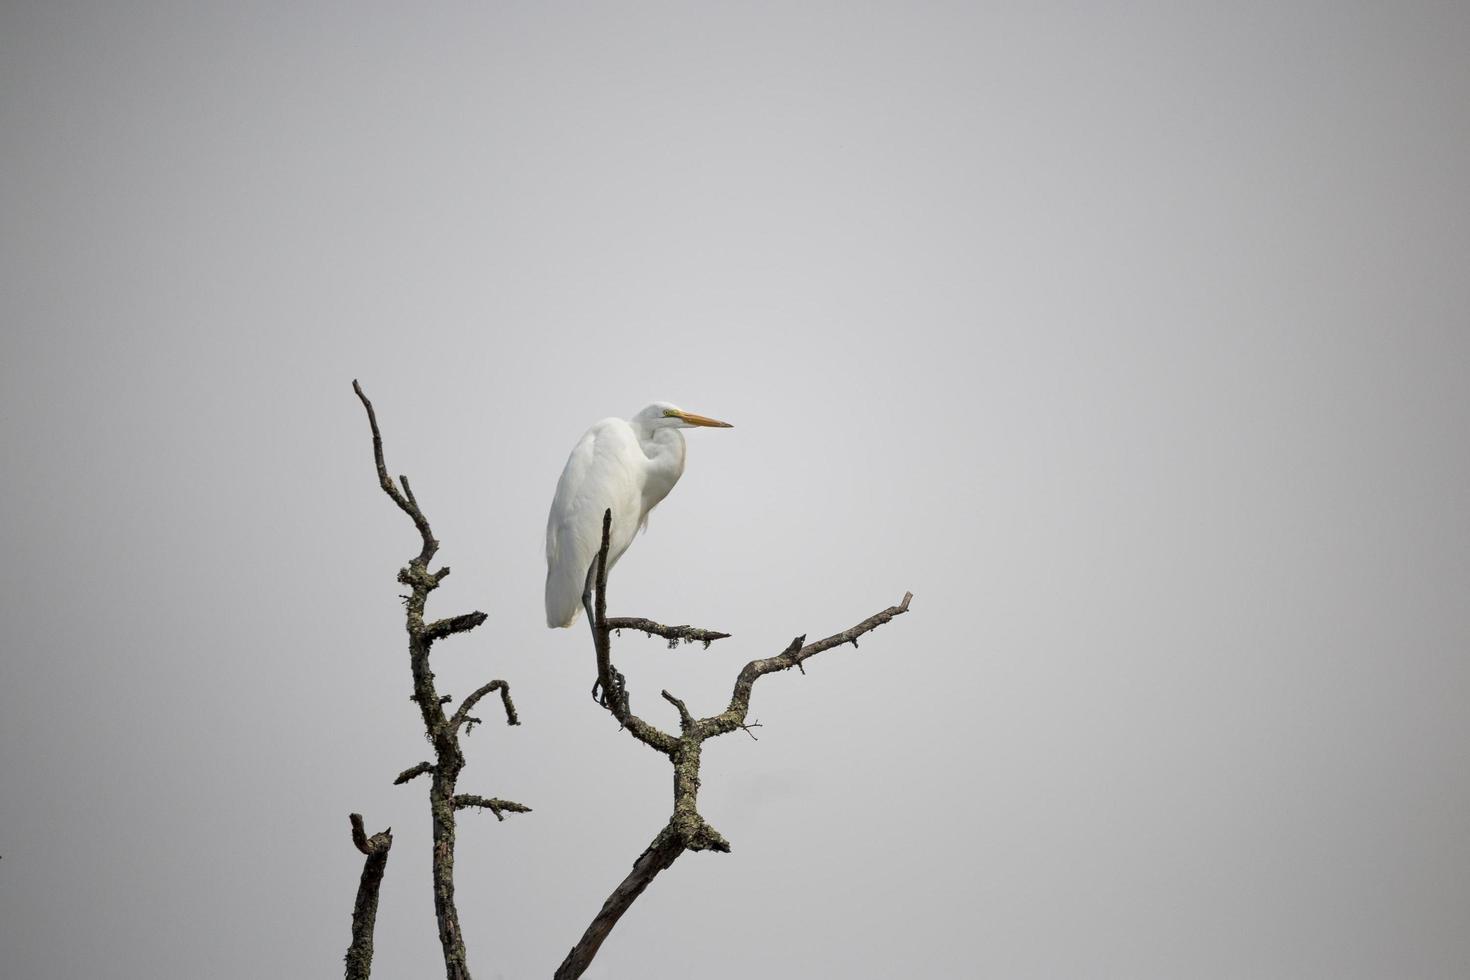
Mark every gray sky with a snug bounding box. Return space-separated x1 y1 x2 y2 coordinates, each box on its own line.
3 2 1468 978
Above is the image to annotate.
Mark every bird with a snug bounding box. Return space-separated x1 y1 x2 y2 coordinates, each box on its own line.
545 402 733 629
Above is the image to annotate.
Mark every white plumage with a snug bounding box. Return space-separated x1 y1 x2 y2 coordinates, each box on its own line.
545 402 732 628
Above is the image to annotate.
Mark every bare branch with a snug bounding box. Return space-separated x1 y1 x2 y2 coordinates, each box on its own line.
353 382 526 980
452 680 519 730
606 618 731 648
425 611 489 643
704 592 913 736
554 826 685 980
788 591 912 663
560 507 913 980
660 689 694 732
591 510 678 756
452 795 532 821
345 813 392 980
394 761 434 786
352 380 437 566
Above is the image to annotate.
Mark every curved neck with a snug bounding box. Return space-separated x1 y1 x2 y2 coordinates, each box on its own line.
636 426 686 505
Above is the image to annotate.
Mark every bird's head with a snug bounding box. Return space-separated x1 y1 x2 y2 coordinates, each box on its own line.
638 402 734 430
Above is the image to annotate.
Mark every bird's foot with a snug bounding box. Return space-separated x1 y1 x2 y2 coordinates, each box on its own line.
590 668 630 714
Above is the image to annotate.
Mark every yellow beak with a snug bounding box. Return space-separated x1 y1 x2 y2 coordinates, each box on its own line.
675 410 733 428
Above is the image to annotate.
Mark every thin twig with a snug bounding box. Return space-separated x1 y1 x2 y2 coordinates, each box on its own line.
453 681 519 730
352 380 436 565
660 689 694 732
700 592 913 739
452 795 533 822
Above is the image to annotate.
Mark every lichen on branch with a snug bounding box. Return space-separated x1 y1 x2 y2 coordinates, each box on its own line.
351 381 527 980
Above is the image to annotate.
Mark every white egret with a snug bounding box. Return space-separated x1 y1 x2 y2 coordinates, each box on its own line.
545 403 733 629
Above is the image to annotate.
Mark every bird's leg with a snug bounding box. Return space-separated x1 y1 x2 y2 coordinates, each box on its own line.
579 564 626 708
582 558 598 643
583 559 630 713
584 560 603 702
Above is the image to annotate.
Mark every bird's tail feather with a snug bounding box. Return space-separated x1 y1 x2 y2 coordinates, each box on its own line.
545 560 586 628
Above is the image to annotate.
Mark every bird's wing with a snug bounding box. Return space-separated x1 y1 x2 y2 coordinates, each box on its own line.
545 418 644 627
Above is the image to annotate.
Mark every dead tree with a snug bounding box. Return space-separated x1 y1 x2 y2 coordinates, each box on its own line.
345 814 393 980
555 510 912 979
351 381 529 980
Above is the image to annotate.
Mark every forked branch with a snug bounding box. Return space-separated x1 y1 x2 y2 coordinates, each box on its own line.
555 509 911 979
352 381 527 980
452 680 519 732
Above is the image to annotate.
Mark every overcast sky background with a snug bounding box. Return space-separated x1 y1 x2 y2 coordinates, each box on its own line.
3 2 1469 978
